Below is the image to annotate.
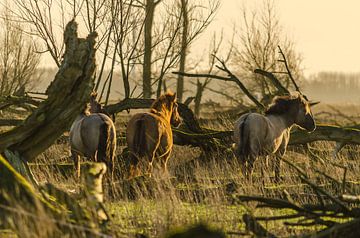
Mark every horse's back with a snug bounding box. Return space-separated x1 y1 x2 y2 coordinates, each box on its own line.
234 112 291 157
234 113 270 157
126 113 161 151
70 113 116 157
234 113 267 139
70 117 87 155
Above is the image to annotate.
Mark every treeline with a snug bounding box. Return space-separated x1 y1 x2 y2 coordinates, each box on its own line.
303 72 360 104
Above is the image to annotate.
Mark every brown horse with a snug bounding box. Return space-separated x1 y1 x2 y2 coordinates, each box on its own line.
233 94 316 181
70 92 116 180
126 91 181 178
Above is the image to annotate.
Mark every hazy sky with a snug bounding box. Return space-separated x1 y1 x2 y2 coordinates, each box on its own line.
212 0 360 75
3 0 359 76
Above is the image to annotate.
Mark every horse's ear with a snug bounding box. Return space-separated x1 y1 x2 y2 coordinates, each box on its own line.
296 94 302 102
91 91 98 98
166 91 176 101
309 101 320 107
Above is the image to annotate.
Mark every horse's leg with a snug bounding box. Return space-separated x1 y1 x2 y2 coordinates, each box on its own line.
145 135 161 178
246 158 255 183
241 156 255 182
160 150 171 176
274 130 290 183
146 147 159 177
260 155 270 186
147 160 153 178
274 155 281 183
127 149 140 179
245 140 260 182
129 163 139 179
71 150 81 179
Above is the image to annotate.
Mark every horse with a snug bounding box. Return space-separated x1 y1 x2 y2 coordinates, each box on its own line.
233 94 316 182
69 92 116 180
126 91 181 178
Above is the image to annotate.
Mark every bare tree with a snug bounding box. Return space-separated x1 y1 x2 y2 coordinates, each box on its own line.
193 31 231 116
152 0 219 98
176 0 189 102
0 9 40 97
7 0 219 103
8 0 69 67
8 0 113 89
113 0 145 99
233 0 302 103
175 0 219 102
141 0 161 98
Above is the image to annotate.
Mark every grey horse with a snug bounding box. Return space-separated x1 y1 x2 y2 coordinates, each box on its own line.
70 92 116 180
233 94 316 181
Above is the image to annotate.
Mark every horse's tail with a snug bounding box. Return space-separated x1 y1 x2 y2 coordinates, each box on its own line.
133 118 147 158
236 114 251 158
98 116 116 177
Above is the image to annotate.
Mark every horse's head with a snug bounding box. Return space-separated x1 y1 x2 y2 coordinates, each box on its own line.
266 94 316 131
151 91 181 126
90 91 102 113
293 95 316 131
166 92 181 127
170 101 181 127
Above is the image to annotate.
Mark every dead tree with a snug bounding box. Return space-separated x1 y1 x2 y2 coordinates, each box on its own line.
176 0 189 102
0 20 97 175
0 20 111 237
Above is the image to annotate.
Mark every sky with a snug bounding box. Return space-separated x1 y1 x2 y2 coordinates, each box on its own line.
210 0 360 76
2 0 359 76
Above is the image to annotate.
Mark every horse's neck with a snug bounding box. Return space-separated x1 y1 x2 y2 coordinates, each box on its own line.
266 114 293 132
150 108 171 122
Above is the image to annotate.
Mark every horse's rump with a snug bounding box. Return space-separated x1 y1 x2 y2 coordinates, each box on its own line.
133 116 147 158
97 114 116 162
235 113 251 159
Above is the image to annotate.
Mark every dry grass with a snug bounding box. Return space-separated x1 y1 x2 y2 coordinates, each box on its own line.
29 144 360 237
3 104 360 237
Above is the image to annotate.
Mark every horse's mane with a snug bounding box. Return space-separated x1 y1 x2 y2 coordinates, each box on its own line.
265 95 301 115
151 91 176 113
82 103 91 115
82 91 100 115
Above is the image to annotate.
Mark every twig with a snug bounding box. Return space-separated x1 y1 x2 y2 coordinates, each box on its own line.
277 45 300 92
254 68 289 95
243 213 277 238
173 56 265 110
236 195 316 215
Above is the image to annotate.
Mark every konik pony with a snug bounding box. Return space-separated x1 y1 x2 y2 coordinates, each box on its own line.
233 94 316 181
126 91 181 178
70 92 116 180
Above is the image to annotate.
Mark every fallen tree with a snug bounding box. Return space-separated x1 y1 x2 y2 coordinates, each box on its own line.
290 125 360 145
104 97 360 150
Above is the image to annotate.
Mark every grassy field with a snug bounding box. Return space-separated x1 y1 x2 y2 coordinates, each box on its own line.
2 103 360 237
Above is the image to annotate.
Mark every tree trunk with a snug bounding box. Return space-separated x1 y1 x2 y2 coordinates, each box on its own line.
143 0 156 98
177 0 189 102
289 125 360 145
0 20 97 162
0 21 109 236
